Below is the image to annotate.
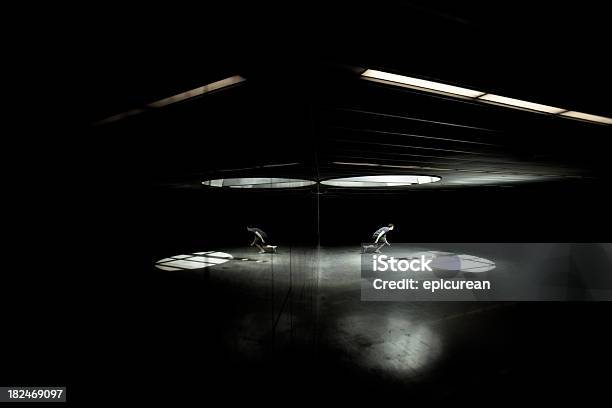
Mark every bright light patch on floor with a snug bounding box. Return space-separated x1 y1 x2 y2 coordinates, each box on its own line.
162 259 215 269
157 265 181 271
413 251 496 273
362 69 484 98
456 255 497 272
188 256 227 264
321 175 441 187
338 314 442 376
206 252 234 259
202 178 316 189
155 251 234 271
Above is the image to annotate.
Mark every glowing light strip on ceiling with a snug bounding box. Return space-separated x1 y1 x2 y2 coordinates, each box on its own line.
94 75 246 125
361 69 611 125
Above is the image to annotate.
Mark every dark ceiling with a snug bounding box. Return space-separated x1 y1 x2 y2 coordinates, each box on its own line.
88 1 611 190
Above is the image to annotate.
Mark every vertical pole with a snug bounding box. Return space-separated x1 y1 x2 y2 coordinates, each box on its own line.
271 250 274 353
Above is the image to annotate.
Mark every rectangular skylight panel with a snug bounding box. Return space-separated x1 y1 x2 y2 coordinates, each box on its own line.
361 69 610 125
477 94 565 114
148 75 246 108
362 69 484 98
560 111 612 124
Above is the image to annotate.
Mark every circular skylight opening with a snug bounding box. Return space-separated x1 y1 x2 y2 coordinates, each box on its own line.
202 178 316 189
321 175 441 187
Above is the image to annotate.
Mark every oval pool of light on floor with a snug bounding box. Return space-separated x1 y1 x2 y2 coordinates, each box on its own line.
155 251 234 271
411 251 496 273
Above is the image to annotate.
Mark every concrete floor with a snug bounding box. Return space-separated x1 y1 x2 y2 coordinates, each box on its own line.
142 244 612 403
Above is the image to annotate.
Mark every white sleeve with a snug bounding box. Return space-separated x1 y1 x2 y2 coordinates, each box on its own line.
374 231 384 243
255 231 265 243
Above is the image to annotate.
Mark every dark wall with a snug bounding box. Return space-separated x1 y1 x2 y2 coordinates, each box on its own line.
319 182 612 245
146 179 611 258
150 188 320 259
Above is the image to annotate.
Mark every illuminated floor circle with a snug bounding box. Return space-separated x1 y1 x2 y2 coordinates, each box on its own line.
414 251 496 273
202 178 315 189
337 314 442 376
155 251 233 271
321 175 441 187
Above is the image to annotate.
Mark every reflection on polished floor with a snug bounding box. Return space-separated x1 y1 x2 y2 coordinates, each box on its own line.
144 244 612 403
